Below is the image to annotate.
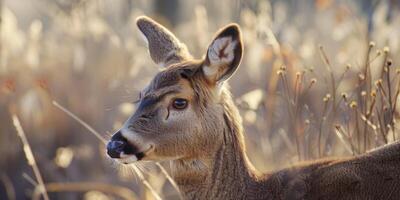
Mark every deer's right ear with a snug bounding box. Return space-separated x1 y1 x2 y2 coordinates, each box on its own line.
136 16 192 67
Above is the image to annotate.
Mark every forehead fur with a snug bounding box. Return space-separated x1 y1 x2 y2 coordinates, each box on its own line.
149 60 203 90
151 69 181 90
145 60 216 113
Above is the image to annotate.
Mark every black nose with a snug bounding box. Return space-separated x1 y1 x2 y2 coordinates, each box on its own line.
107 131 127 158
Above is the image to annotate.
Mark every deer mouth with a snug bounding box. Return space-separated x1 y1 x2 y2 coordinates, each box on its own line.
106 130 154 164
116 145 154 164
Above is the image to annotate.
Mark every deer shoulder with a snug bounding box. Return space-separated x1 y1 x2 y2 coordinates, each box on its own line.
262 142 400 200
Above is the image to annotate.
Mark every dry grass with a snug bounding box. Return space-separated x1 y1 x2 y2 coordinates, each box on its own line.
32 182 138 200
11 113 50 200
2 0 400 199
53 100 164 200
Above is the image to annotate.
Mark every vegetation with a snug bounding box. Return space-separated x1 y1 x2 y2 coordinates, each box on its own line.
1 0 400 199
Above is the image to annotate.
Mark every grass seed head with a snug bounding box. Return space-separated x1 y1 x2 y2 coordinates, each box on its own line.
311 78 317 84
387 59 392 66
375 79 383 87
326 93 331 99
370 90 377 97
359 74 365 81
341 92 348 100
369 41 375 48
350 101 357 108
361 91 367 97
383 46 390 54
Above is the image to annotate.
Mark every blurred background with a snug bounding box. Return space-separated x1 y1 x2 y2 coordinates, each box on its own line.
2 0 400 199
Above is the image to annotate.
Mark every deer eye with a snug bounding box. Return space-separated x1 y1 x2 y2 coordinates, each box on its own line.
172 98 188 110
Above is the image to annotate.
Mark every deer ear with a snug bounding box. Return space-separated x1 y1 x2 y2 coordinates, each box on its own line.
136 16 192 67
202 24 243 83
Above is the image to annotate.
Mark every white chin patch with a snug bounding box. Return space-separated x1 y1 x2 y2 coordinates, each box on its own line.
116 153 138 164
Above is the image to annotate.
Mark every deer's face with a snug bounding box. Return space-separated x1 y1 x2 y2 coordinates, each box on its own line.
107 16 243 164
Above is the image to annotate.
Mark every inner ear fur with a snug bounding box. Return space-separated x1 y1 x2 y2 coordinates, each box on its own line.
203 24 243 83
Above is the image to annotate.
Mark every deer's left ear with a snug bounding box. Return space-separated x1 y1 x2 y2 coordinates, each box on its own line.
202 24 243 83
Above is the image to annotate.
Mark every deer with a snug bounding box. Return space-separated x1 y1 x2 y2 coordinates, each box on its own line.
106 16 400 200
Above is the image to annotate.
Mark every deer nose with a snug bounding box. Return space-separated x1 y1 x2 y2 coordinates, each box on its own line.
107 131 127 158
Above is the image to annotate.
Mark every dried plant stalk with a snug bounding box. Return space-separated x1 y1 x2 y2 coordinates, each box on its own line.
32 182 138 200
131 166 162 200
11 114 50 200
334 126 355 154
1 173 16 200
155 162 182 199
52 101 107 144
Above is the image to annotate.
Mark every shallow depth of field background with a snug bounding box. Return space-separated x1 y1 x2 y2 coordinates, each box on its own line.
2 0 400 199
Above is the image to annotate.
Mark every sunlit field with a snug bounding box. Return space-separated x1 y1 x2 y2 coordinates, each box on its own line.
2 0 400 199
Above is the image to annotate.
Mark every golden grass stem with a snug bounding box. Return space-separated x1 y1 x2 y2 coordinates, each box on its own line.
319 46 337 111
52 101 107 144
22 172 38 186
278 71 302 160
334 126 357 154
386 61 397 142
131 166 162 200
1 173 16 200
354 107 361 152
375 108 388 144
11 114 50 200
155 162 182 199
318 100 329 157
32 182 138 200
391 78 400 118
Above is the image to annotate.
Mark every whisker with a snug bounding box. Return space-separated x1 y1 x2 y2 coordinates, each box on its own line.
52 100 163 200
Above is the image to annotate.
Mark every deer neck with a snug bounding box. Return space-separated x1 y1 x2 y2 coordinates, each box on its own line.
170 100 269 199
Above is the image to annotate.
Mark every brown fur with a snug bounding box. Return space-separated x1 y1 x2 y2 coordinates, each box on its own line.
108 16 400 200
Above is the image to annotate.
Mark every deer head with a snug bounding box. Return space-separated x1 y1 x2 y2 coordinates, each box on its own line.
106 16 243 165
